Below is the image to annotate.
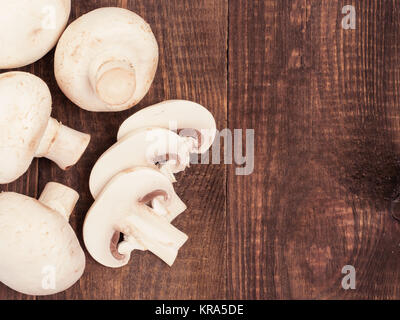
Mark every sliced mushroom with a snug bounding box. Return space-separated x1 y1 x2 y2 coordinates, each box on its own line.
84 167 188 268
89 127 193 198
0 72 91 184
118 100 217 153
0 0 71 69
54 7 159 112
0 182 85 296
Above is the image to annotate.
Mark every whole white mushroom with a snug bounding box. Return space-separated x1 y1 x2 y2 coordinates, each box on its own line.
0 182 85 296
0 0 71 69
0 72 91 184
55 7 159 112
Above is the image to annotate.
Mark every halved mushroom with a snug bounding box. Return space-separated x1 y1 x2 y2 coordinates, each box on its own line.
54 7 159 112
0 72 91 184
118 100 217 153
84 167 188 268
0 0 71 69
89 127 194 198
0 182 85 296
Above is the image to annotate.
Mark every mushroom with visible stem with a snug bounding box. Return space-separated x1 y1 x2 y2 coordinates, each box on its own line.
54 7 159 112
0 0 71 69
84 167 188 268
118 100 217 154
89 127 194 199
0 72 91 184
0 182 85 296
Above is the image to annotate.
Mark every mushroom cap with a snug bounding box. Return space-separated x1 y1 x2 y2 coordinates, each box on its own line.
118 100 217 153
89 127 191 198
84 167 187 268
0 192 85 296
0 72 52 184
0 0 71 69
54 7 159 112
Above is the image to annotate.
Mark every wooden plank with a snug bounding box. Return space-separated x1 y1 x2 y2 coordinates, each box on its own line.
0 0 227 299
5 0 400 301
228 0 400 299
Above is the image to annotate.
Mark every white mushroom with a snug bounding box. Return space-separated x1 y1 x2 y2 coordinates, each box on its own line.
0 72 91 184
0 0 71 69
0 182 85 296
89 127 193 198
54 7 159 112
84 167 188 268
118 100 217 153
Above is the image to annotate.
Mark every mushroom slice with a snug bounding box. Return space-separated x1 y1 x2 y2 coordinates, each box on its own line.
83 167 188 268
0 0 71 69
54 7 159 112
118 100 217 154
89 127 192 199
0 72 91 184
0 182 85 296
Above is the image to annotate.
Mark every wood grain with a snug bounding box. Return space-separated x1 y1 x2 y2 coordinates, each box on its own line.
228 0 400 299
2 0 400 300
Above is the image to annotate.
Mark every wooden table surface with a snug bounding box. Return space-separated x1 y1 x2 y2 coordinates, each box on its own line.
2 0 400 300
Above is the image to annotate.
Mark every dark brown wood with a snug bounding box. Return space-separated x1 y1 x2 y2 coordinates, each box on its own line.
3 0 400 300
228 0 400 299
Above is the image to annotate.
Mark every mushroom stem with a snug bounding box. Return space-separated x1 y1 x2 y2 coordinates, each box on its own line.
120 207 188 266
117 234 145 256
159 163 177 183
90 60 136 106
38 182 79 221
151 195 186 222
151 196 169 216
35 117 91 170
